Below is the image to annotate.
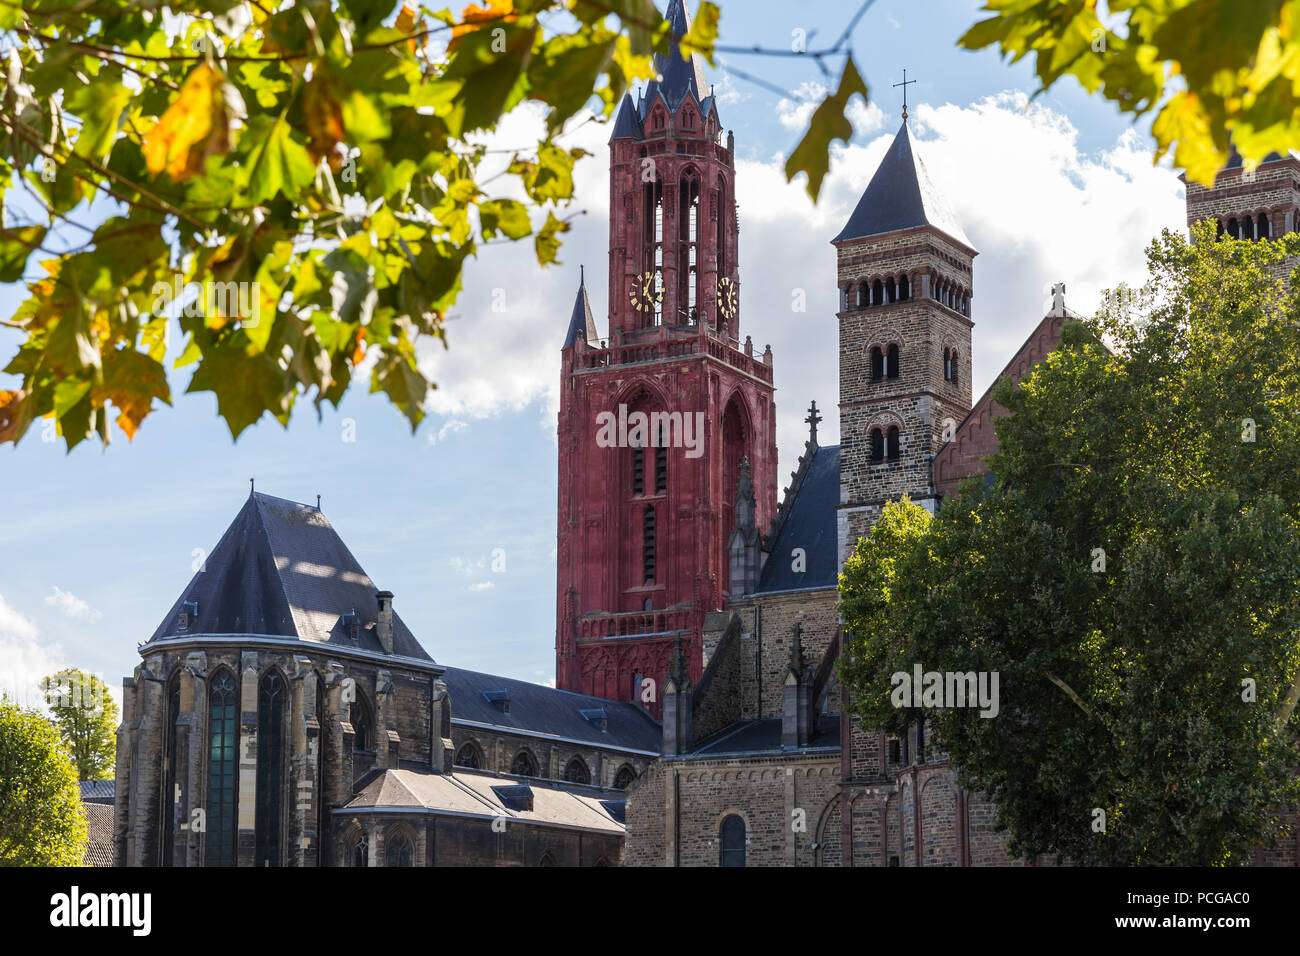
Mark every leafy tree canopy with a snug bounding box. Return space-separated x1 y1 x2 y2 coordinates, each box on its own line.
41 668 119 781
961 0 1300 185
0 698 88 866
839 222 1300 865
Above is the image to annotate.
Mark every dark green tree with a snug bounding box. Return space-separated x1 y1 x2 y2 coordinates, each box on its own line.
839 222 1300 865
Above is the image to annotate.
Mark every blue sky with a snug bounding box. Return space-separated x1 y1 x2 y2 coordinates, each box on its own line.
0 1 1188 705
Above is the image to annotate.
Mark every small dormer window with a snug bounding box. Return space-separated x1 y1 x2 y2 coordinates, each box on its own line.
177 601 199 631
580 707 608 732
340 611 359 643
482 689 510 713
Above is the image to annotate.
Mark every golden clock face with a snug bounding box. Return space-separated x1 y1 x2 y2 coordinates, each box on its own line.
717 277 738 319
629 270 662 312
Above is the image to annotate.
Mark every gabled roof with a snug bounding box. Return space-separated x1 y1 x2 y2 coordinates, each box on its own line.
441 666 661 754
144 492 432 661
640 0 710 116
757 445 841 593
343 768 625 834
610 92 643 141
563 271 599 348
834 121 974 250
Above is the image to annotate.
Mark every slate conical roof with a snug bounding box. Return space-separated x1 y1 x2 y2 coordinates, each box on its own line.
563 269 599 347
610 92 643 140
641 0 710 115
145 492 433 661
834 121 974 250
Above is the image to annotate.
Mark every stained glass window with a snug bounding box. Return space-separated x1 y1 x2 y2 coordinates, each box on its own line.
205 671 238 867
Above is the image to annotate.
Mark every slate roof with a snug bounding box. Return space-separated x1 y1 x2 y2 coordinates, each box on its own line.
563 271 600 347
82 802 116 866
682 714 841 759
757 445 841 593
834 121 974 250
610 92 643 141
79 780 115 804
441 666 661 754
145 493 432 662
640 0 711 116
343 768 625 834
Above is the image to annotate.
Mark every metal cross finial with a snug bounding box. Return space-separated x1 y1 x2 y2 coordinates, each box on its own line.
805 400 823 444
893 69 916 121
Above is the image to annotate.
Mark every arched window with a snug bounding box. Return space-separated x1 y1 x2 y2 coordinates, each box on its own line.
564 756 590 784
898 275 910 300
886 426 901 462
1216 219 1225 239
720 815 746 867
885 276 896 303
869 428 884 464
538 851 556 866
205 670 238 867
351 690 373 754
872 279 884 306
455 742 481 769
613 765 637 789
160 672 180 866
857 281 868 309
886 343 900 379
642 504 657 584
1228 216 1239 238
255 670 286 867
1258 212 1271 238
870 347 884 382
511 750 539 778
385 829 414 867
352 833 368 868
680 172 702 317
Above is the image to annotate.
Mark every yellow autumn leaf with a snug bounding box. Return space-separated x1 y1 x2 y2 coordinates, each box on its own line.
142 63 233 182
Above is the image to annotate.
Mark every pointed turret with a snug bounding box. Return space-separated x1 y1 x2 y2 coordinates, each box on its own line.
641 0 711 116
562 266 599 348
834 121 974 251
610 92 643 141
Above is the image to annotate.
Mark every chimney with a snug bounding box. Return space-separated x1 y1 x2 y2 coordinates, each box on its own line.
375 591 394 654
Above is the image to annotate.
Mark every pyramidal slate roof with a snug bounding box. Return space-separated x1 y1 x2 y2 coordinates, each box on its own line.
610 92 643 141
640 0 710 116
563 270 599 347
757 444 841 593
834 121 974 250
145 492 432 662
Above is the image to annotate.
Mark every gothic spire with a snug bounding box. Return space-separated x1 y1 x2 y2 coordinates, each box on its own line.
642 0 711 115
562 266 600 348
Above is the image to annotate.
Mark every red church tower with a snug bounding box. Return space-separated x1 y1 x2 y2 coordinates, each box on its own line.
555 0 777 713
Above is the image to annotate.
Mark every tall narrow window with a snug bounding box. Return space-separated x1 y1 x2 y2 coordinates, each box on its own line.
887 344 900 379
351 690 374 781
869 429 884 464
1259 213 1271 238
655 423 667 495
632 446 645 496
255 671 285 867
716 183 726 281
352 834 368 868
205 670 238 867
870 347 884 382
898 275 910 300
886 426 901 462
680 174 700 319
872 279 884 305
885 277 896 303
160 674 180 865
858 282 868 309
642 505 657 584
720 815 746 867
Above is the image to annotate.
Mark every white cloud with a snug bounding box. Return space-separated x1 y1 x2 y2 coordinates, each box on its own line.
777 82 885 138
0 594 64 709
44 585 103 623
468 581 495 592
426 418 470 446
401 90 1186 476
